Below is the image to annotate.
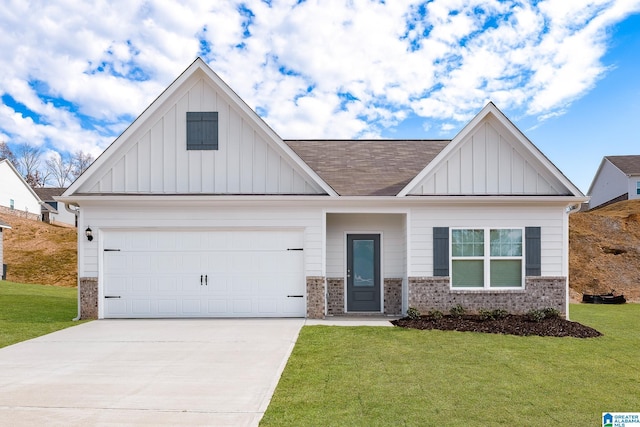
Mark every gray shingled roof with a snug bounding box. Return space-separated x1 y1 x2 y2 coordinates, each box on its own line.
285 140 450 196
607 155 640 175
33 187 66 201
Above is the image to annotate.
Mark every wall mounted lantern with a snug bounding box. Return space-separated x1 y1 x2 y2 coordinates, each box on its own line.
85 227 93 242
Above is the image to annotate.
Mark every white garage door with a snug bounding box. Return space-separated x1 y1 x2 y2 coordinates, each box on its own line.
102 230 306 318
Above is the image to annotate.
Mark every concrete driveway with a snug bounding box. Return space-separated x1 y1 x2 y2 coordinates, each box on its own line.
0 319 304 426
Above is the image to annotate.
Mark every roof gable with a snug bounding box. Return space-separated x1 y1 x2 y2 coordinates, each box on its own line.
64 58 336 197
400 103 584 197
0 159 43 203
286 140 449 196
606 155 640 175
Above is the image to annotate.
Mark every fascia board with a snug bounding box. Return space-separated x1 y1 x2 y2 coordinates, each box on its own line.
57 194 588 206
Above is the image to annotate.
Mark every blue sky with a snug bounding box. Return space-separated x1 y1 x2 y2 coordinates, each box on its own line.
1 0 639 193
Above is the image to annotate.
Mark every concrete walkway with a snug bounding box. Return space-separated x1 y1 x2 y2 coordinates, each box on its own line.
0 319 304 427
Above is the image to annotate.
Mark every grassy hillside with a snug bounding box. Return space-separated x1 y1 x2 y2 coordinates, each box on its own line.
570 199 640 302
0 213 77 287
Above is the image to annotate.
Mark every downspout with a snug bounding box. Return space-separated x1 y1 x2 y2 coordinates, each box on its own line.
65 203 82 321
564 204 581 320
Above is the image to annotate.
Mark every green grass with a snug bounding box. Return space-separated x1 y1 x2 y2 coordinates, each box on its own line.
0 281 84 348
261 304 640 426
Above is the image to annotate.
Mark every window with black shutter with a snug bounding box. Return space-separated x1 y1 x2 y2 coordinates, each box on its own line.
186 112 218 150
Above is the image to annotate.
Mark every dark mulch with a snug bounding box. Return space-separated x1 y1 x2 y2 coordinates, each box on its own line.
391 314 602 338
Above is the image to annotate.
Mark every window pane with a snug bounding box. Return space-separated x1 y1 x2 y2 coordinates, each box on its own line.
452 229 484 257
452 260 484 287
353 240 374 287
490 260 522 287
490 229 522 256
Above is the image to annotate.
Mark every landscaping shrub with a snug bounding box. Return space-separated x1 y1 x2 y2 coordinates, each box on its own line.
479 308 509 320
526 309 546 322
427 309 443 320
406 307 421 320
450 304 466 317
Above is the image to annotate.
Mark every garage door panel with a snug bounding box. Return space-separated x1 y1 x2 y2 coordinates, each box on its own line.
103 230 306 318
158 299 178 315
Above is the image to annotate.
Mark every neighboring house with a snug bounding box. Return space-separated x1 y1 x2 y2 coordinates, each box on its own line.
587 155 640 210
33 188 77 227
0 219 10 280
59 58 587 320
0 159 42 221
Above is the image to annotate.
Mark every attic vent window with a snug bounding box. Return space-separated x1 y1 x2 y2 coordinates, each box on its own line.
187 112 218 150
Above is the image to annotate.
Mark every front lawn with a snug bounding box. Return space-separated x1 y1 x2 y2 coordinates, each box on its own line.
262 304 640 426
0 281 83 348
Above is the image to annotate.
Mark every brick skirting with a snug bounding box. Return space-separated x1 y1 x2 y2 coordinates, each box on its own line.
306 276 325 319
326 277 403 315
79 277 99 319
327 278 344 315
383 278 403 315
408 276 567 316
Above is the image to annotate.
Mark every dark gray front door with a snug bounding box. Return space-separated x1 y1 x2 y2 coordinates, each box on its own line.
346 234 381 312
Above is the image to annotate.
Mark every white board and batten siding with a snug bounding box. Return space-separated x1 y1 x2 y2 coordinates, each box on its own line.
76 70 325 196
409 117 567 196
408 204 567 277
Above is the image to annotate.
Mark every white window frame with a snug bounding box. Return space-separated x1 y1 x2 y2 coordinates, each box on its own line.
450 227 525 290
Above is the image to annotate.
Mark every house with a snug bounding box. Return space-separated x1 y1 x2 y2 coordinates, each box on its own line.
0 159 42 221
587 155 640 209
0 219 10 280
59 58 587 320
33 187 77 227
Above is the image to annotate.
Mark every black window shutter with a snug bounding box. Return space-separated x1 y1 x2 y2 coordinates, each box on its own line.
525 227 541 276
433 227 449 276
187 112 218 150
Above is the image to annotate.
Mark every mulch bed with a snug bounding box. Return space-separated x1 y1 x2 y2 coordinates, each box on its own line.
391 314 602 338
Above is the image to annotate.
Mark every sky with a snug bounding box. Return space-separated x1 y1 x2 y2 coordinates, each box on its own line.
1 0 639 194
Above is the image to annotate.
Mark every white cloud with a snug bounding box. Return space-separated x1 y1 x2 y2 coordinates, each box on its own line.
0 0 639 160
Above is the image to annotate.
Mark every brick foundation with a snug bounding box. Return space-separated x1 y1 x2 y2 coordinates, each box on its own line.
408 276 567 316
306 276 325 319
327 278 344 315
384 278 403 315
79 277 99 319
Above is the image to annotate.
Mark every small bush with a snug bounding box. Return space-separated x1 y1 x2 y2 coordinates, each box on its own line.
527 307 562 322
478 309 494 320
526 309 546 322
406 307 421 320
542 307 561 319
427 309 443 320
478 308 509 321
492 309 509 319
450 304 466 317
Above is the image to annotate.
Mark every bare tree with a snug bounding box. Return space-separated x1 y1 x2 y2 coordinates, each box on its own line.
71 150 94 180
15 143 43 181
46 152 74 187
25 169 49 188
0 141 17 164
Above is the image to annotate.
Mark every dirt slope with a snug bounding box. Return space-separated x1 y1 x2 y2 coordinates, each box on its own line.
570 199 640 302
0 213 77 287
